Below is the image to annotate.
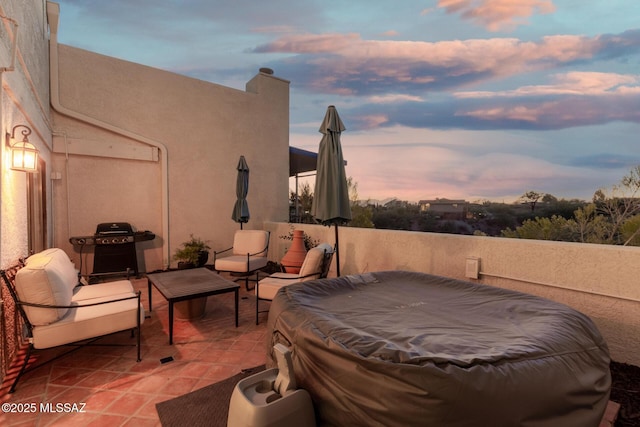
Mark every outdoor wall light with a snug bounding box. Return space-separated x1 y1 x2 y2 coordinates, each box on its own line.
6 124 39 172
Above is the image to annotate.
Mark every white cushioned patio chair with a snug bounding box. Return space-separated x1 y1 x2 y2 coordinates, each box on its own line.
255 243 334 324
213 230 270 291
0 248 144 393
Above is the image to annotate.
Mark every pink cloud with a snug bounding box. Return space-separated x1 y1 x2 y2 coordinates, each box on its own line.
253 33 360 53
452 72 640 126
455 72 640 97
437 0 556 31
254 32 610 94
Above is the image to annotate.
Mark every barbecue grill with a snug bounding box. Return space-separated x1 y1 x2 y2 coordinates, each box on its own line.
69 222 155 280
93 222 138 277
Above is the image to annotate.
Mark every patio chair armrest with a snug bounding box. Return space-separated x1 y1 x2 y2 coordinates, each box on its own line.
213 247 233 261
274 273 321 281
260 271 322 283
298 272 322 280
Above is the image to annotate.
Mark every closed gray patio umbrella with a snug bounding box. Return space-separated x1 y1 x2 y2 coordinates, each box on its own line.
232 155 250 229
311 105 352 276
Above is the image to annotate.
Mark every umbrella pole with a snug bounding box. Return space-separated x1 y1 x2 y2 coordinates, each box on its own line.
335 224 340 277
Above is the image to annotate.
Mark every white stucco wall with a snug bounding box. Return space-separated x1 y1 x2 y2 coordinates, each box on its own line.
50 44 290 272
1 0 52 267
266 222 640 366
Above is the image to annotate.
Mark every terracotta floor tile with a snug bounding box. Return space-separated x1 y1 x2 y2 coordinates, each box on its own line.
177 361 213 378
0 410 38 426
122 416 161 427
73 413 128 427
137 394 174 419
48 369 94 387
44 410 99 427
82 389 123 411
49 386 94 404
216 350 248 365
129 374 171 394
206 339 236 351
101 356 139 373
101 373 145 392
152 360 189 377
103 392 153 416
204 364 242 381
74 370 122 389
197 348 228 363
229 339 259 352
160 376 200 396
2 376 49 401
125 358 161 374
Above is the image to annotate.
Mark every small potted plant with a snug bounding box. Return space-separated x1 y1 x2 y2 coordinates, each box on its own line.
173 235 211 269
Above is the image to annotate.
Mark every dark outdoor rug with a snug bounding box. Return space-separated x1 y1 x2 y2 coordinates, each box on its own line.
156 365 265 427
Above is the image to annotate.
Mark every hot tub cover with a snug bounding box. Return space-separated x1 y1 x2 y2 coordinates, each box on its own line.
266 271 611 427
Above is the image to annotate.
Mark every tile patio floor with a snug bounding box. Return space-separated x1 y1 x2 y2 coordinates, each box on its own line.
0 275 268 426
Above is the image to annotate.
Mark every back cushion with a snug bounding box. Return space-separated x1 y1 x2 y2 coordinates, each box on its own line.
15 248 77 325
299 244 333 281
233 230 269 256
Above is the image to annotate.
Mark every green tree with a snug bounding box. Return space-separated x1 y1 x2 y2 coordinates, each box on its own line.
484 203 518 232
346 177 374 228
290 182 315 223
372 210 412 230
503 166 640 245
519 191 545 212
502 215 573 241
591 165 640 244
569 203 609 243
621 214 640 246
539 195 587 219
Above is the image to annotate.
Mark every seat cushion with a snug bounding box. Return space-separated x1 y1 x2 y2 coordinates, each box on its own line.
72 280 135 301
257 273 300 300
215 255 268 273
15 248 79 325
31 291 144 349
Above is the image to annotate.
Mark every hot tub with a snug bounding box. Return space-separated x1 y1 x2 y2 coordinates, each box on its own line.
266 271 610 427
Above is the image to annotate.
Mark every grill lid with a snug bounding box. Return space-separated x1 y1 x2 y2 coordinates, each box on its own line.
95 222 135 235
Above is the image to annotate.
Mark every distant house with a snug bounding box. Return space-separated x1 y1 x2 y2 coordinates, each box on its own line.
355 198 398 208
419 198 469 220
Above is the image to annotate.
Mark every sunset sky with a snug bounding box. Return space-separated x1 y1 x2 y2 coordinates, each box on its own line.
54 0 640 203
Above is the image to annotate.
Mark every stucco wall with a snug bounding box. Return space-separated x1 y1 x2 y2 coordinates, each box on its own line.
51 44 290 272
1 0 52 267
265 222 640 366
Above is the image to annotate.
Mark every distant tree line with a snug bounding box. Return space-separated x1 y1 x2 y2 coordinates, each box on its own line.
289 166 640 246
502 166 640 246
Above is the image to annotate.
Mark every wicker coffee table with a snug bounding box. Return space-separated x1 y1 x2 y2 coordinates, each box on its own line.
147 268 239 344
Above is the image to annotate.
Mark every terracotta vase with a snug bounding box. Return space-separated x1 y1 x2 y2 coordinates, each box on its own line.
281 230 307 274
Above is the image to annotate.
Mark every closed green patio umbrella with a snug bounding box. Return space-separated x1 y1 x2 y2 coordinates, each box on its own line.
311 105 351 276
232 155 250 229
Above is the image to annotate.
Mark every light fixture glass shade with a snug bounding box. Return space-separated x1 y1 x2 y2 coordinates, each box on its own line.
11 140 39 172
